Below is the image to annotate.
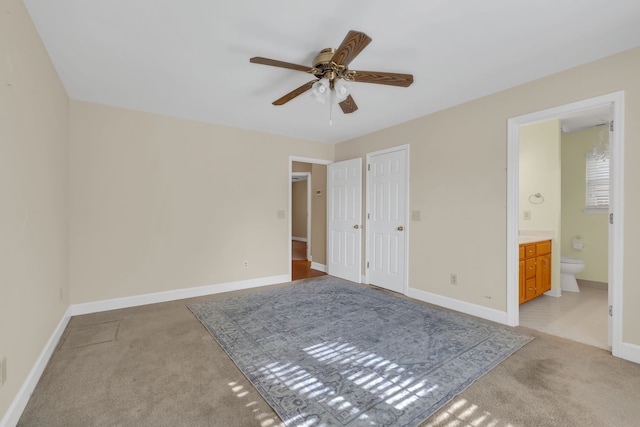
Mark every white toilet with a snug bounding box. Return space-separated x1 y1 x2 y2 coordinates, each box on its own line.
560 257 585 292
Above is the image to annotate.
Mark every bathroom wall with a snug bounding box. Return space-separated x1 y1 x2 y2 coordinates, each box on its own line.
519 119 562 291
561 127 609 283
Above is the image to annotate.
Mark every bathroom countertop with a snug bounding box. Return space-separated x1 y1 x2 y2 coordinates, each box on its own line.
518 236 552 244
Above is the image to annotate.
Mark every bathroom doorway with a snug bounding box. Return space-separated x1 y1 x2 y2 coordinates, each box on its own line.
518 110 610 349
506 91 624 357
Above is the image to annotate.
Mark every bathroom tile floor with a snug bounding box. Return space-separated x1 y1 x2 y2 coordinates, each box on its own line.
519 285 609 350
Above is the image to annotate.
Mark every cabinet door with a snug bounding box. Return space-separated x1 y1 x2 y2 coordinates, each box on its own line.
537 253 551 293
525 277 537 301
519 259 526 304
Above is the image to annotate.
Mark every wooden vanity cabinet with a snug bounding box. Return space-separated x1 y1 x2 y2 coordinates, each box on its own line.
519 239 551 304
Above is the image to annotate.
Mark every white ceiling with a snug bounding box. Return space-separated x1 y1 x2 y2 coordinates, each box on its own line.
559 105 611 133
23 0 640 144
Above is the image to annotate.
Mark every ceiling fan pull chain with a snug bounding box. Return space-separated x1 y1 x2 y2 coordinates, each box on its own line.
329 90 333 126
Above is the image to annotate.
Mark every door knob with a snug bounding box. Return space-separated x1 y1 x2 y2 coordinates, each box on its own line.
353 225 359 229
397 226 404 231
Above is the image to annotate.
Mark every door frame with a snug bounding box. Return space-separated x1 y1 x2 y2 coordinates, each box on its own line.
288 156 332 281
506 91 624 358
365 145 410 294
291 172 312 260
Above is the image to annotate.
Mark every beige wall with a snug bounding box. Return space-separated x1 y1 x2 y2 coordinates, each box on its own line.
561 127 609 283
310 164 327 265
292 162 312 173
290 162 327 265
69 101 333 304
0 0 69 418
336 46 640 345
4 5 640 420
519 120 562 290
291 180 308 239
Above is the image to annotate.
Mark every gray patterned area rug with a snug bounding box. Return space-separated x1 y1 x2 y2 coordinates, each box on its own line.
188 276 533 427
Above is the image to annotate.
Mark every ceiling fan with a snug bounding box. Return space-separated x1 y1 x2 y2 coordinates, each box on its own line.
250 30 413 114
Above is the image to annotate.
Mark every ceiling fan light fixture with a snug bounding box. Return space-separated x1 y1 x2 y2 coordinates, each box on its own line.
311 78 331 104
334 78 350 102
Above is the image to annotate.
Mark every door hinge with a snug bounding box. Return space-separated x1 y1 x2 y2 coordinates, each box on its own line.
609 305 613 317
610 213 613 224
610 120 614 132
367 213 370 219
367 164 370 171
367 261 370 269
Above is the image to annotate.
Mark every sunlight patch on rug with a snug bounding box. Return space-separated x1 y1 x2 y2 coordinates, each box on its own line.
188 277 533 427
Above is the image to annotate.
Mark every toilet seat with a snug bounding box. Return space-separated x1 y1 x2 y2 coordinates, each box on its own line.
561 257 584 264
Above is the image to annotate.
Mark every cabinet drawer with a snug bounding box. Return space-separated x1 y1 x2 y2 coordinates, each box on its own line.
525 258 536 279
536 240 551 255
524 244 537 258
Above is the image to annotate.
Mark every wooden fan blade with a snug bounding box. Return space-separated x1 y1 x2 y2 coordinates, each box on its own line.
331 30 372 67
273 80 316 105
351 70 414 87
250 57 312 73
339 95 358 114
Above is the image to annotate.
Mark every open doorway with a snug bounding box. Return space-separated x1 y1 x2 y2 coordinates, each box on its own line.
289 157 331 281
506 91 624 358
291 172 311 260
517 107 610 349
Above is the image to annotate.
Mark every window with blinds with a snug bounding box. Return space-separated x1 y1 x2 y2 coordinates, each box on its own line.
585 152 609 213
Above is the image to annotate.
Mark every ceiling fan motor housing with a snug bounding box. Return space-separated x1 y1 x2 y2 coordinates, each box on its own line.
313 48 336 70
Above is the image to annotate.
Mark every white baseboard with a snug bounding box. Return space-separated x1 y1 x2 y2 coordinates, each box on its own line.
310 262 326 272
544 288 562 297
617 341 640 364
406 287 508 325
1 308 72 427
291 236 307 242
1 274 289 427
69 274 289 316
4 275 637 427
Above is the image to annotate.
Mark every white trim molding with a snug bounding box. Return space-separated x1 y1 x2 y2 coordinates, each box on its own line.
70 275 289 316
507 91 625 360
407 287 508 325
0 274 290 427
1 311 72 427
310 262 326 273
291 236 307 242
289 156 333 282
619 342 640 365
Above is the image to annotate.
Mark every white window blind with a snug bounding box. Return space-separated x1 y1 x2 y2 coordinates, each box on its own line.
585 153 609 211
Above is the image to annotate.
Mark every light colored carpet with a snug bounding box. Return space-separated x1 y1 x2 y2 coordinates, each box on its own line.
188 277 533 427
17 279 640 427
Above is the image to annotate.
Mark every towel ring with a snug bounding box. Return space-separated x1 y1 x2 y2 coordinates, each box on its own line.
528 193 544 204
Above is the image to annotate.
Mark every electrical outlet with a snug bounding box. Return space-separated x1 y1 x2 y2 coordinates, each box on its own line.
1 356 6 386
242 260 249 269
450 274 458 285
523 210 532 220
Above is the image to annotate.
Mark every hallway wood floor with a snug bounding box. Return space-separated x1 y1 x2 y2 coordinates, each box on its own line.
291 240 325 281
